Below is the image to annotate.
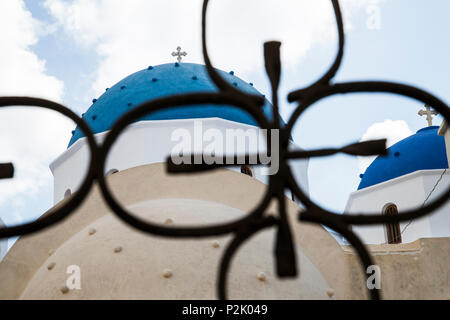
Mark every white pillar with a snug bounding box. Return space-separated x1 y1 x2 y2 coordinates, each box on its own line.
438 121 450 167
0 218 7 261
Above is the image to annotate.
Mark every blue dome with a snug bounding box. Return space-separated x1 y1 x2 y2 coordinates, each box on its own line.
69 63 281 147
358 126 449 190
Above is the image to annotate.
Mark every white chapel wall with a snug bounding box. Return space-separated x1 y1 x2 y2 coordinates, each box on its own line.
50 118 309 204
345 170 450 244
0 218 7 261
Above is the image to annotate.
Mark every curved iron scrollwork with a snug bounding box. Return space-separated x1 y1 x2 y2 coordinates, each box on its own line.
0 0 449 300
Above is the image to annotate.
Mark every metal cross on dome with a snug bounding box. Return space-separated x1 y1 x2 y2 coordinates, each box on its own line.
418 104 439 126
171 46 187 63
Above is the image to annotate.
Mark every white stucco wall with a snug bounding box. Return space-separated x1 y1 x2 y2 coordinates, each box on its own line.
345 169 450 244
438 121 450 167
50 118 309 204
0 218 7 261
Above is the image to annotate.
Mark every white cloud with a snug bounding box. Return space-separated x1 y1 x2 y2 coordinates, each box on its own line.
0 1 64 100
358 119 413 174
0 108 73 207
0 1 70 226
44 0 380 96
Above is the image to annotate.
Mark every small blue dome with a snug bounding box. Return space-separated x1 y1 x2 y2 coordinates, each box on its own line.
358 126 449 190
69 63 280 147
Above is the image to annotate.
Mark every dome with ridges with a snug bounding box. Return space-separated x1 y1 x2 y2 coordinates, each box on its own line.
69 63 281 147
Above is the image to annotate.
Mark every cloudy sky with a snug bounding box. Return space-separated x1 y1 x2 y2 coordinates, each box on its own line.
0 0 449 248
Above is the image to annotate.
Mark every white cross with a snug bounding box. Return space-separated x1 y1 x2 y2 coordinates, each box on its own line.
418 104 438 127
171 46 187 63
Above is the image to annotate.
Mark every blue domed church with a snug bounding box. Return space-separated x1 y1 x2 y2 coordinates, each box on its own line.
3 60 450 300
50 62 308 204
345 122 450 245
358 126 448 190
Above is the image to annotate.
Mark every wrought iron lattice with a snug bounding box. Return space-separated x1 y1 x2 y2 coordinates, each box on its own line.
0 0 449 300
